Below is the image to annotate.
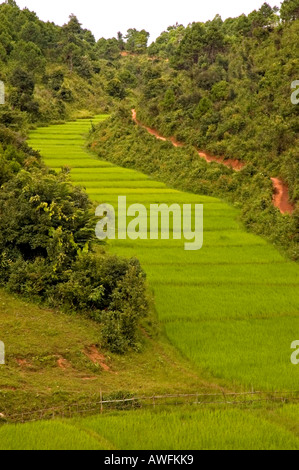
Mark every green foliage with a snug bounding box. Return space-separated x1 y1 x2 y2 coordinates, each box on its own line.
90 113 299 260
281 0 299 21
96 38 120 61
10 40 46 74
148 24 185 58
133 12 299 260
106 78 126 99
44 70 64 92
0 112 148 353
9 67 39 117
0 169 94 265
162 88 175 110
101 262 148 353
0 2 123 122
0 1 299 449
125 28 150 54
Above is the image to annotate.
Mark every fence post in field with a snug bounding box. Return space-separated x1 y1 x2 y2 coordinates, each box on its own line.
100 389 103 414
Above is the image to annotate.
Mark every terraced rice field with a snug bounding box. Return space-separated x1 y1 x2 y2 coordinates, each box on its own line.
28 116 299 391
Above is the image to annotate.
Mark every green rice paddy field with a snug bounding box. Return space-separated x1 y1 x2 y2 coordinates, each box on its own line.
15 115 299 450
27 116 299 392
1 406 299 450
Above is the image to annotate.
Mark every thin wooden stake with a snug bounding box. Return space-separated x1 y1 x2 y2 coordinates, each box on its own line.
100 389 103 414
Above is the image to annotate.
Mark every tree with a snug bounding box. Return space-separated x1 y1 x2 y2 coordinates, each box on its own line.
125 28 150 54
204 16 225 62
9 67 39 117
45 69 64 92
63 42 81 72
173 22 205 69
280 0 299 21
148 24 185 58
10 68 34 95
248 3 279 31
117 31 125 51
20 21 42 46
10 40 45 74
62 14 82 36
162 88 175 110
106 78 126 99
96 37 120 60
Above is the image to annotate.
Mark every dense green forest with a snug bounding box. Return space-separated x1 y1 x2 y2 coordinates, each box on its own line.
139 2 299 204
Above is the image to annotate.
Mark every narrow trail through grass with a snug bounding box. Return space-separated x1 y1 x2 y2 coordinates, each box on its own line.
28 116 299 391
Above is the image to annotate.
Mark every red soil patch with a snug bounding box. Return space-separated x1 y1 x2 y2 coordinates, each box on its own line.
271 178 294 214
196 150 245 171
16 358 31 368
84 345 110 372
132 109 166 142
132 109 245 171
121 51 157 61
131 110 296 213
57 357 71 370
121 51 140 58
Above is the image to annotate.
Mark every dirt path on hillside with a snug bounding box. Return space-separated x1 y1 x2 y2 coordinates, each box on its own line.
271 178 294 214
132 109 245 171
84 345 111 372
132 109 295 214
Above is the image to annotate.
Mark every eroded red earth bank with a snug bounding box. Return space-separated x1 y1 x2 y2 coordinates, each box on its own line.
271 178 295 215
132 109 244 171
132 109 294 214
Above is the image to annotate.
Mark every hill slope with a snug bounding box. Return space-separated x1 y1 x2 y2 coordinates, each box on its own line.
0 283 206 417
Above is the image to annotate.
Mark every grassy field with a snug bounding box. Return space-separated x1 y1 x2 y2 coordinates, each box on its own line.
27 116 299 392
1 405 299 450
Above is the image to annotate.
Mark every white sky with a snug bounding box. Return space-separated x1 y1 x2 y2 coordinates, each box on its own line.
15 0 281 42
